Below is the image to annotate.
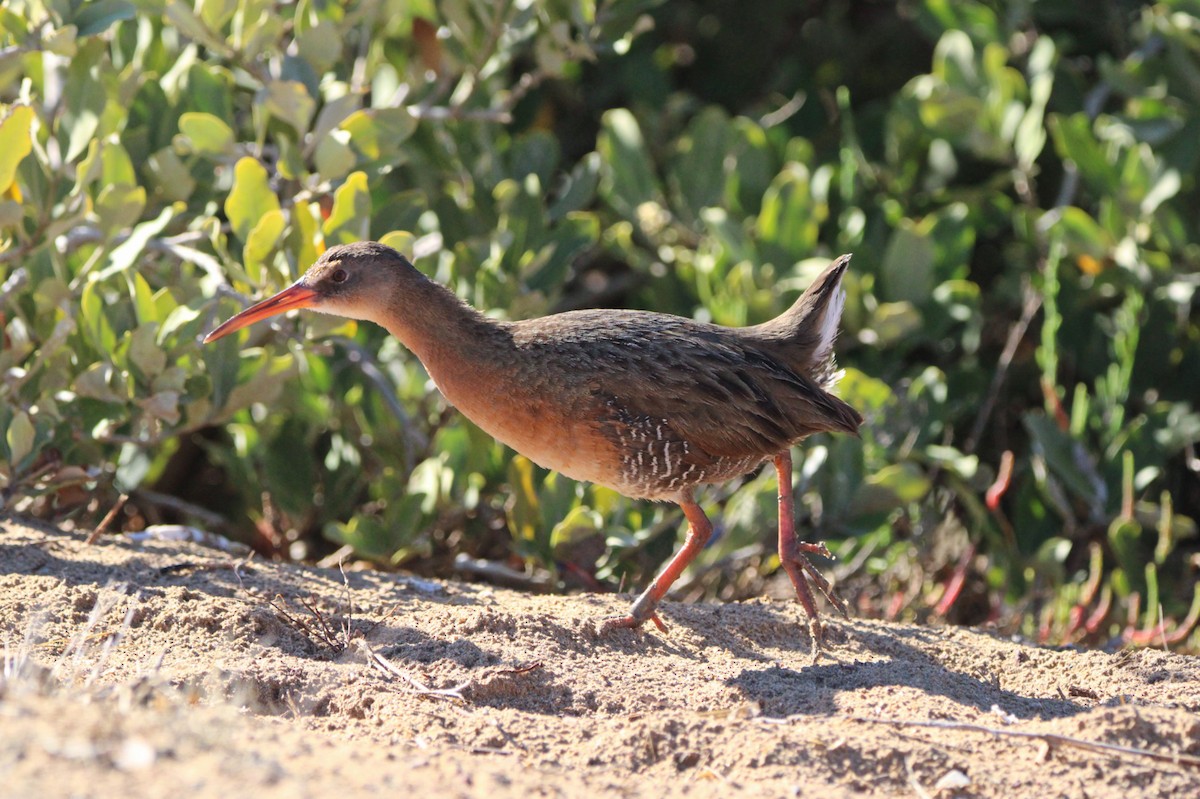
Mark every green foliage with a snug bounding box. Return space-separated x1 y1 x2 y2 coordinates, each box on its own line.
1 0 1198 649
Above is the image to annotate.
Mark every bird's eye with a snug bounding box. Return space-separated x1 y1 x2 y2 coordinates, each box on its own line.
330 268 348 284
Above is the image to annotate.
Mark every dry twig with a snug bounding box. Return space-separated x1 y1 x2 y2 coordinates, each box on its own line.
267 593 349 655
850 717 1200 771
357 639 468 701
86 493 128 544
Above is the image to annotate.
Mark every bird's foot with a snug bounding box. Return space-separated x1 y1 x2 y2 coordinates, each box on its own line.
599 591 668 635
781 539 849 618
779 539 848 661
598 611 668 635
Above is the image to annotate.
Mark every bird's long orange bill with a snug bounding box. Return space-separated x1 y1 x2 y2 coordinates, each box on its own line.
203 283 318 343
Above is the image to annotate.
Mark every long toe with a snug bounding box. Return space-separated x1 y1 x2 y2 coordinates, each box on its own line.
598 611 667 635
783 539 848 618
807 616 823 662
792 550 849 618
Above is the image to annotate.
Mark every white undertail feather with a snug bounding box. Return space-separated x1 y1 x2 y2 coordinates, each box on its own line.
814 277 846 391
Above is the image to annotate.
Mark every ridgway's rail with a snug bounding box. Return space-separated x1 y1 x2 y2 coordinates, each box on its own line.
205 242 863 654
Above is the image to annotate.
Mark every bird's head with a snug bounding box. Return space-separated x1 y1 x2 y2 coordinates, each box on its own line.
204 241 413 343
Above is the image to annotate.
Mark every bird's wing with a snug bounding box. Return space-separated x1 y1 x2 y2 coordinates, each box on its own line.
518 311 851 461
592 333 846 460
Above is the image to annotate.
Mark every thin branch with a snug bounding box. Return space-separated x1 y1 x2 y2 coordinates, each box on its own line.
130 488 230 529
964 281 1043 454
358 639 468 701
85 493 128 544
267 593 347 654
496 68 550 114
759 91 807 129
407 104 515 124
452 554 554 592
849 716 1200 771
330 336 426 474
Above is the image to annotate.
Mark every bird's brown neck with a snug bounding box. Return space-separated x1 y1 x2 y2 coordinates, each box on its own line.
371 268 514 400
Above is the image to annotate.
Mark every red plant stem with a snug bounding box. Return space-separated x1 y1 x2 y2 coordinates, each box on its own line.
934 544 975 617
985 451 1014 512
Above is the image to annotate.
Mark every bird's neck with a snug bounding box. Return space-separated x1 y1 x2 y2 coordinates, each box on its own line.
375 271 513 391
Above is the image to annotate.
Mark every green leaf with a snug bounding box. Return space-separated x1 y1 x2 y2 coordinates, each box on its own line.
62 45 106 163
314 131 355 180
548 152 600 221
43 24 78 56
74 361 127 404
260 412 319 513
322 171 370 244
1015 36 1055 170
506 455 541 549
71 0 135 37
852 464 932 516
127 323 167 379
837 367 895 415
880 223 935 305
1024 413 1101 504
408 455 453 515
177 111 235 156
160 304 202 342
378 230 414 254
224 157 280 242
290 199 322 274
127 270 158 325
509 130 560 186
920 0 998 43
326 498 426 562
868 299 921 343
923 445 979 480
164 1 231 55
114 443 151 492
310 93 361 149
757 163 820 263
95 183 146 238
1108 515 1145 587
671 106 733 221
597 108 661 220
262 80 316 134
221 353 294 412
243 208 286 283
726 117 774 215
0 105 34 194
1053 206 1111 260
1048 113 1117 193
138 390 181 424
1141 168 1180 215
295 20 343 73
5 411 35 467
100 138 137 187
80 282 117 352
197 0 237 32
340 108 417 161
550 505 603 551
184 63 234 120
147 147 196 201
525 212 598 292
96 206 176 280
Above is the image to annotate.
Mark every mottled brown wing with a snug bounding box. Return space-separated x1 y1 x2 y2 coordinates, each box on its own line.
592 329 854 460
515 311 857 463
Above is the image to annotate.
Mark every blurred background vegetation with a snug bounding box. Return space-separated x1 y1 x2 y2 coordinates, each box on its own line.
2 0 1198 649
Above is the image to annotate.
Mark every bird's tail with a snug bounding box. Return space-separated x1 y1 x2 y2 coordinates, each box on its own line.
753 254 853 386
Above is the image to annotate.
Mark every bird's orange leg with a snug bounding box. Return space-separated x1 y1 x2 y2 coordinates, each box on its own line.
600 497 713 634
774 450 847 654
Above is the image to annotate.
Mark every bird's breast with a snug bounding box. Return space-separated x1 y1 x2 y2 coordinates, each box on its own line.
423 357 624 489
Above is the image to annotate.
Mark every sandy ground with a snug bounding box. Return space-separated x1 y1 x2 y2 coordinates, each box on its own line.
2 514 1199 798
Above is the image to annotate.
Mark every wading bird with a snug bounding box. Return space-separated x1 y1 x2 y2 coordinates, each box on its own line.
206 242 862 653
